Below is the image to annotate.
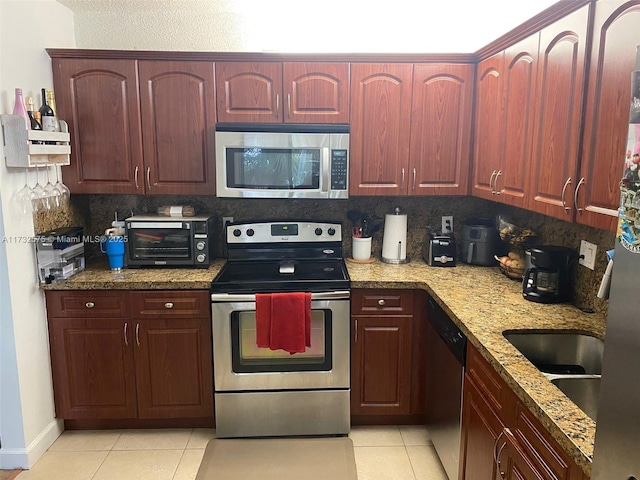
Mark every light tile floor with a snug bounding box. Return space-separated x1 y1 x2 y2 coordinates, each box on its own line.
15 425 448 480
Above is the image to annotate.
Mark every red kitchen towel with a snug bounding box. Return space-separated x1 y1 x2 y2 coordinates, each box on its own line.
255 292 311 354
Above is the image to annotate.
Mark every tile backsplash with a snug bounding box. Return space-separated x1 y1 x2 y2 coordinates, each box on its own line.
44 194 614 315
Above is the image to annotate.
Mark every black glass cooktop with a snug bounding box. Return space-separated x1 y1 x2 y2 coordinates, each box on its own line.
211 259 350 293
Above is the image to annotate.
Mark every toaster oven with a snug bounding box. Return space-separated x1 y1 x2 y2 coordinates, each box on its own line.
125 215 216 268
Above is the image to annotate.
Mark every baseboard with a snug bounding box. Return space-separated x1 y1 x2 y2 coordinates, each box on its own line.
0 418 63 469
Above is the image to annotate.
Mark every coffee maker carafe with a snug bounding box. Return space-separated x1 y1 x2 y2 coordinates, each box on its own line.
523 246 576 303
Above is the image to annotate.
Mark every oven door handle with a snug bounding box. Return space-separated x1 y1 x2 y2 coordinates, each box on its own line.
211 291 350 302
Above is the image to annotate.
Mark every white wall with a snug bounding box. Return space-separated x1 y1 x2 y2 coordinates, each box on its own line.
61 0 557 53
0 0 75 469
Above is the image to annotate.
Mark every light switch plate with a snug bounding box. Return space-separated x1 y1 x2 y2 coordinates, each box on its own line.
579 240 596 270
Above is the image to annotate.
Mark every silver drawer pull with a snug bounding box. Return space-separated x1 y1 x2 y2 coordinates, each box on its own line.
378 299 386 306
85 302 95 308
164 302 174 309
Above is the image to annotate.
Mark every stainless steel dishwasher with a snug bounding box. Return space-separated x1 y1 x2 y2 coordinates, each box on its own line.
425 297 467 480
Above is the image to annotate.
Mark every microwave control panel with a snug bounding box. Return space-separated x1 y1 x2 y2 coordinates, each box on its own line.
331 150 348 190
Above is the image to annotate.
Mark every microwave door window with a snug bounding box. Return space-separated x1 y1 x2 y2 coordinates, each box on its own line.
130 229 192 259
227 148 320 189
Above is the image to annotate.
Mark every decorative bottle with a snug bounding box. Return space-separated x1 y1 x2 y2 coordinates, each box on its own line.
12 88 30 130
39 88 57 133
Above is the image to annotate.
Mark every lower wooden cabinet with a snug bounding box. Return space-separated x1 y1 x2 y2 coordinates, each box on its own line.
46 290 213 421
460 343 587 480
350 289 426 420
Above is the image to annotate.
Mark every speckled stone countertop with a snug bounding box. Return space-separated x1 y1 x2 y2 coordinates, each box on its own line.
42 256 604 476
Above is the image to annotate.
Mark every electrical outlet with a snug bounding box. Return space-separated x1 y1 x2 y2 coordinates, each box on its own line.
222 216 234 231
441 216 453 234
579 240 597 270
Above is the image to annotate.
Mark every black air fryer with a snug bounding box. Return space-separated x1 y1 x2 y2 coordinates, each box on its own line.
523 246 576 303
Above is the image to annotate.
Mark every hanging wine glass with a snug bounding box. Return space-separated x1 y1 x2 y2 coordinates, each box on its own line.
31 166 49 211
44 165 62 208
15 169 33 214
54 165 70 204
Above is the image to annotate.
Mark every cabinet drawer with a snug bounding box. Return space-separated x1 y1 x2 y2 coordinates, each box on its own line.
45 291 130 318
132 291 210 318
466 344 515 421
351 289 414 315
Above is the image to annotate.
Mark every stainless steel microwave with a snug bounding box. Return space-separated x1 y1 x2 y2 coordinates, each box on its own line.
215 123 349 199
124 215 215 268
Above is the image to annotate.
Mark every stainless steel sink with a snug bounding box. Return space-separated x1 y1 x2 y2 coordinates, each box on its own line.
503 331 604 420
550 377 600 421
503 332 604 375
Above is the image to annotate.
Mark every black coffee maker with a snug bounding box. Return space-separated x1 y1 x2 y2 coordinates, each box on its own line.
523 246 577 303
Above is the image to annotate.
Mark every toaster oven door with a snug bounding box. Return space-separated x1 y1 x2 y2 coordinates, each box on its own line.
126 221 193 265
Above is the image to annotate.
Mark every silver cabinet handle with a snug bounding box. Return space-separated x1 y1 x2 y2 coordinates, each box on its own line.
574 177 585 214
146 167 151 191
354 319 358 343
496 430 507 479
275 94 280 116
493 430 505 466
412 168 416 190
85 301 95 308
489 170 498 194
494 170 502 195
287 93 291 116
134 166 139 190
561 177 572 213
124 322 129 346
164 302 174 309
135 323 140 347
378 299 386 306
401 168 405 189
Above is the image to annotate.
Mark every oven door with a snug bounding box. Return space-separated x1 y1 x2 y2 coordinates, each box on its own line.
211 291 350 391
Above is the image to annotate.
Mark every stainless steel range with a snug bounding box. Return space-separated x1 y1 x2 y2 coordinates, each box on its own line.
210 220 351 438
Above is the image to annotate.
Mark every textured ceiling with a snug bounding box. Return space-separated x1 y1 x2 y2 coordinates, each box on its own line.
55 0 560 53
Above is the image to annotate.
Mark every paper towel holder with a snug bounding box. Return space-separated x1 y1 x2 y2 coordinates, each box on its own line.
381 206 410 264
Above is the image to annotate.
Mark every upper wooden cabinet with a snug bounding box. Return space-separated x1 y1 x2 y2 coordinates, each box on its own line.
527 5 590 221
215 62 349 124
472 33 539 208
576 0 640 231
351 63 473 196
52 59 216 195
52 59 143 194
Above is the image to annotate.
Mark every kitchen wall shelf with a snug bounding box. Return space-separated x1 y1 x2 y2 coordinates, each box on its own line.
1 114 71 168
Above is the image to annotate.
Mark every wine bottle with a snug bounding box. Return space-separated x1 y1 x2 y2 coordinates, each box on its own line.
39 88 57 133
25 96 42 131
12 88 30 130
45 90 60 132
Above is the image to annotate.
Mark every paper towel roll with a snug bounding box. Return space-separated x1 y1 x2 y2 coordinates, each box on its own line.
382 211 408 263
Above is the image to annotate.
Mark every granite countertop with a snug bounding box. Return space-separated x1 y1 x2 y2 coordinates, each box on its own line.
41 256 604 476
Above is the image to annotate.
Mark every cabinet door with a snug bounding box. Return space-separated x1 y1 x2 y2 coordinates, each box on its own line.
501 429 545 480
472 53 504 200
48 317 137 419
215 62 283 123
350 63 413 196
527 5 590 221
52 58 143 194
139 61 216 195
577 0 640 231
351 315 413 415
134 317 214 419
410 64 474 195
283 62 349 123
498 34 539 208
459 376 505 480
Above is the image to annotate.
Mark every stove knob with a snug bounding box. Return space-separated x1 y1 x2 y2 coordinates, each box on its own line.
196 254 206 263
315 228 323 236
196 241 206 251
439 255 448 264
246 228 255 237
233 229 242 237
328 228 336 236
